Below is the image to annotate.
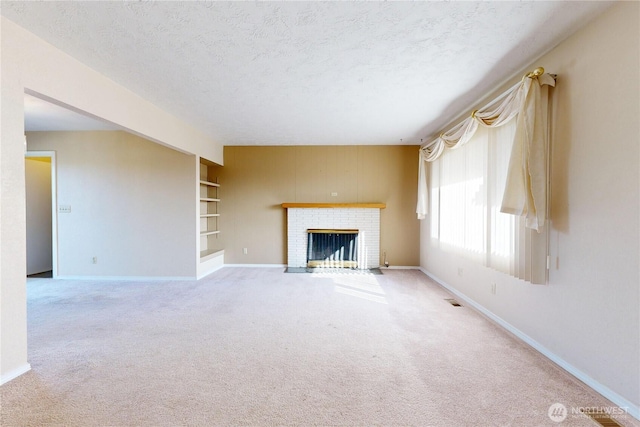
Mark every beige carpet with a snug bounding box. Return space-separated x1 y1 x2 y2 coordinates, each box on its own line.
1 268 636 426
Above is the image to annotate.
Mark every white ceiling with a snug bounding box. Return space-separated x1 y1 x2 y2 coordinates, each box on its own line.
24 93 121 132
3 1 612 146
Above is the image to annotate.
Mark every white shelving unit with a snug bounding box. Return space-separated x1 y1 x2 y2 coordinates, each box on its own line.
199 159 223 266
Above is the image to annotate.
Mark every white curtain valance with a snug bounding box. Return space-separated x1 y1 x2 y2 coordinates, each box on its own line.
416 69 555 232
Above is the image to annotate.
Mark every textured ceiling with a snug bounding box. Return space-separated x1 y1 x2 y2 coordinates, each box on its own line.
24 93 121 132
3 1 612 146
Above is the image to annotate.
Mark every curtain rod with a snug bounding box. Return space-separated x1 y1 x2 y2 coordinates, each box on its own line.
421 67 556 150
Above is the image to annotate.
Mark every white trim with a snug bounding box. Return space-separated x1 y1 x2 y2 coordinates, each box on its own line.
418 267 640 421
197 249 224 279
224 264 287 268
1 363 31 385
380 266 420 270
196 263 224 280
55 275 195 281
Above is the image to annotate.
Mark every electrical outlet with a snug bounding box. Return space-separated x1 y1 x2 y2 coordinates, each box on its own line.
243 248 248 255
330 192 338 197
457 268 463 277
59 205 71 213
92 256 98 264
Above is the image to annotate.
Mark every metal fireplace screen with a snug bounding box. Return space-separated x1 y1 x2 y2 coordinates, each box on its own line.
307 229 358 268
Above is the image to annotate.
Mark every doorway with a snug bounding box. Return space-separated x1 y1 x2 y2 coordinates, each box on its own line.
25 151 57 278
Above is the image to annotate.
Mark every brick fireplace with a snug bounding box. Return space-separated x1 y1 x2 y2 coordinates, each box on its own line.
282 203 385 269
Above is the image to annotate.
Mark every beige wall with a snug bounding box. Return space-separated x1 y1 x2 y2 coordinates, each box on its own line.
219 146 420 266
25 157 53 275
1 17 224 381
421 1 639 413
27 131 196 278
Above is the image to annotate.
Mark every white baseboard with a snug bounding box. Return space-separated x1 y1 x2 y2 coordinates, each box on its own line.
419 267 640 421
55 275 195 281
380 265 421 270
1 363 31 385
197 263 225 280
224 264 287 268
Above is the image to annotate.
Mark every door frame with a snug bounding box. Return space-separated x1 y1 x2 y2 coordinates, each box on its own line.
25 150 58 278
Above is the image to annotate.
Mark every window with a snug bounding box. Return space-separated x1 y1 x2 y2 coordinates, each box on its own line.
429 119 548 284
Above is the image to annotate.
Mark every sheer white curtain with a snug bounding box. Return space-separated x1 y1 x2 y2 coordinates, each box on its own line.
417 70 555 230
418 68 554 284
429 120 547 283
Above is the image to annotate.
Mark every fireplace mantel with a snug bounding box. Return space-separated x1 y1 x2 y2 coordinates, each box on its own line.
282 203 385 209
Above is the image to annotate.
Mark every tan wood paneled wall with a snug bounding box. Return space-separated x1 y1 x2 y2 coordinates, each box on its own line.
218 145 419 266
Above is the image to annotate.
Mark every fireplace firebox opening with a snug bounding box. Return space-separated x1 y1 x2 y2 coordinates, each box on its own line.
307 229 358 268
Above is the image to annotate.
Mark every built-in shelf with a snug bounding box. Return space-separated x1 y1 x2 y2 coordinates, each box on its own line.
199 158 221 262
200 248 224 262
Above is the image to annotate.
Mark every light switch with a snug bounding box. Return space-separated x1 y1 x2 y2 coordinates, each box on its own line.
59 205 71 213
